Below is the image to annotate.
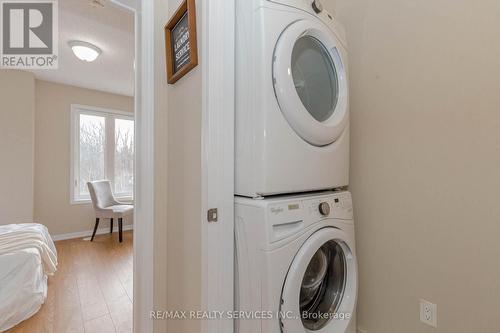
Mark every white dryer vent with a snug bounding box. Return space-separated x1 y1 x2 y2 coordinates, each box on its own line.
90 0 106 8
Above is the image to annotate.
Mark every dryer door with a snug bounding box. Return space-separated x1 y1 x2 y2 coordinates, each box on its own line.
280 227 356 332
273 20 348 147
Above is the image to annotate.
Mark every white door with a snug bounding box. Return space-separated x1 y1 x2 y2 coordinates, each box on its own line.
280 227 356 332
273 20 348 147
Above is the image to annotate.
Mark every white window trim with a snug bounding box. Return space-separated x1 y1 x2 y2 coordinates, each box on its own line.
70 104 134 205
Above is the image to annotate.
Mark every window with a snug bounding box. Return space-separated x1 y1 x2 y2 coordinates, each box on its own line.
71 105 134 203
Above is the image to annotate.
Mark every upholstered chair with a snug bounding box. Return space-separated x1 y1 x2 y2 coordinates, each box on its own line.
87 180 133 242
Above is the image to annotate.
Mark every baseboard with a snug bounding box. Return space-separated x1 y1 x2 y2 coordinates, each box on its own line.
51 224 134 241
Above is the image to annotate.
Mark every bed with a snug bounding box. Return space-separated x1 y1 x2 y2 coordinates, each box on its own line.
0 223 57 332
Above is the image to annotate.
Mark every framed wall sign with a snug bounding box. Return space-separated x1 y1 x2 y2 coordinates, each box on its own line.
164 0 198 84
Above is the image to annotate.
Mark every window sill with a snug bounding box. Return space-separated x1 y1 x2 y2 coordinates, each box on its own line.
70 197 134 206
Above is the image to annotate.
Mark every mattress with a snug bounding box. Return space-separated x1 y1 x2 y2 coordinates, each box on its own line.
0 224 57 332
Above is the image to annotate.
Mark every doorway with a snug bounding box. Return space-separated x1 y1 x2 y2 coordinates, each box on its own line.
3 0 137 331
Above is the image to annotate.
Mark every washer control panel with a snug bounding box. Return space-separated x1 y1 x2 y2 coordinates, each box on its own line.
304 192 353 220
265 192 353 243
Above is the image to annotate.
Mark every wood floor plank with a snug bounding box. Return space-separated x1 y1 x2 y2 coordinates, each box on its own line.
108 295 133 333
6 231 133 333
83 314 116 333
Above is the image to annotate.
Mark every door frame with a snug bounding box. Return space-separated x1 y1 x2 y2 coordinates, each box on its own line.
110 0 155 332
112 0 236 332
200 0 235 333
133 0 155 332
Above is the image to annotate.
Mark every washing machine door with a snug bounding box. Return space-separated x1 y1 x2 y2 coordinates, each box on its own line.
273 19 348 147
280 227 357 332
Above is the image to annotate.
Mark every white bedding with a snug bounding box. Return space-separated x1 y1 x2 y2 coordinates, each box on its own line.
0 224 58 332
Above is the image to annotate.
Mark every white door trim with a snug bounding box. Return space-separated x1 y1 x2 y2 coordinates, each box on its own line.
201 0 235 332
108 0 155 332
133 0 155 332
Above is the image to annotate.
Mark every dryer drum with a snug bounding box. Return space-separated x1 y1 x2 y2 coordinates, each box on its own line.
299 240 347 331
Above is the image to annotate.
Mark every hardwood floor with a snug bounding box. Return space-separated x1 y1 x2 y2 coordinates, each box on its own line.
6 231 133 333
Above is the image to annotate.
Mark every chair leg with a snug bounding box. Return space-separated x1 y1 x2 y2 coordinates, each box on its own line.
118 218 123 243
91 218 100 241
110 218 114 234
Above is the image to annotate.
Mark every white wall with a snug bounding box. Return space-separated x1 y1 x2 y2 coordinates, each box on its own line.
152 0 203 332
34 80 134 236
325 0 500 332
0 70 35 224
166 0 202 331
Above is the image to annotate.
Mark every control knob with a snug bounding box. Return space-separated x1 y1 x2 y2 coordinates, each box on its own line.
318 202 330 216
312 0 323 13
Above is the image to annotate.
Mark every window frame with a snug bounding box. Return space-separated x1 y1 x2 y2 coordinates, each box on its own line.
70 104 134 205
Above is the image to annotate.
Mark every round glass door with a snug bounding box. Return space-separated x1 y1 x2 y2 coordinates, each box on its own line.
273 20 348 147
300 240 346 330
279 228 356 332
291 36 339 123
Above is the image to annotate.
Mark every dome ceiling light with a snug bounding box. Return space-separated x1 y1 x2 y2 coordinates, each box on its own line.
68 41 102 62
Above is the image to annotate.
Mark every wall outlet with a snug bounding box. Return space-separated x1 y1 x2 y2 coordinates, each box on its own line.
357 328 368 333
420 299 437 327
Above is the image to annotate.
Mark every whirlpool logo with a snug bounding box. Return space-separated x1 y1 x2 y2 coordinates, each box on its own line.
270 207 284 215
1 0 58 69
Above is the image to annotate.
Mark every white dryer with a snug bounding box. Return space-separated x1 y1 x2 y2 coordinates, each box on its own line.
236 0 350 198
235 191 357 333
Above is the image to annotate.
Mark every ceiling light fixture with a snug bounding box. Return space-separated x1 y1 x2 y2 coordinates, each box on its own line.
68 41 102 62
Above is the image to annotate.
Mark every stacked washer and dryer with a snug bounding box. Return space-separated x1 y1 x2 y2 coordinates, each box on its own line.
234 1 357 333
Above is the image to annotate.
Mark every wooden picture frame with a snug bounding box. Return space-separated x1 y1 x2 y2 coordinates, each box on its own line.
164 0 198 84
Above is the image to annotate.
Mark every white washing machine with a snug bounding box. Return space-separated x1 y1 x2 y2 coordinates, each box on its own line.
235 0 350 198
235 191 357 333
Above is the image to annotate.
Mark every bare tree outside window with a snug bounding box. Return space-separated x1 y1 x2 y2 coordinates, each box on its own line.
115 119 134 194
79 114 105 195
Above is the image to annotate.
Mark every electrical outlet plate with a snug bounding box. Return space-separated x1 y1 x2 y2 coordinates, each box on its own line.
357 328 368 333
420 299 437 328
